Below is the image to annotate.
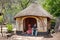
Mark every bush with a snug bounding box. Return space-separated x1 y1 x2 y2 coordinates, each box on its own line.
6 23 13 33
0 16 3 23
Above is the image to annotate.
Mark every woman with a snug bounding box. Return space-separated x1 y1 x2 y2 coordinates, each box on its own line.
26 24 32 35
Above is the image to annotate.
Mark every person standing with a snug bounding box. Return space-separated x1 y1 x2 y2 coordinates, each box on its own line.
32 24 37 36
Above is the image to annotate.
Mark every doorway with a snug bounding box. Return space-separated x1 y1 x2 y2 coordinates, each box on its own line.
23 18 37 32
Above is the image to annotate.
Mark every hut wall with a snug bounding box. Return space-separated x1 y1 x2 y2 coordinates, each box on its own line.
16 16 48 32
37 17 47 32
16 18 23 31
43 18 47 32
47 20 51 30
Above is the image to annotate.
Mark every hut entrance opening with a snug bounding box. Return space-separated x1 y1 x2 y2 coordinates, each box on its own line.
23 18 37 33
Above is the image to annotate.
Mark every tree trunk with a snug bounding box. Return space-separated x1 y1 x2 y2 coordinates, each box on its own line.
55 17 60 32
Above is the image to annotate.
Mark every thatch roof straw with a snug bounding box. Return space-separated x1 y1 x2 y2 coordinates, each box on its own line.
14 1 53 19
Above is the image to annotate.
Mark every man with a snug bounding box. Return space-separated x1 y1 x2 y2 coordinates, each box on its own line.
32 24 37 36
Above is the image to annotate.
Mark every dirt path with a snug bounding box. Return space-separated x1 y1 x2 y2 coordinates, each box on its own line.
10 32 60 40
43 32 60 40
0 32 60 40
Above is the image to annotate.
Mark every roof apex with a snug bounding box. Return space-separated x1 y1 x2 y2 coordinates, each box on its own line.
14 1 53 19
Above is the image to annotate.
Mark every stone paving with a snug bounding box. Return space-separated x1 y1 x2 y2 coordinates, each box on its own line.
0 32 60 40
10 35 43 40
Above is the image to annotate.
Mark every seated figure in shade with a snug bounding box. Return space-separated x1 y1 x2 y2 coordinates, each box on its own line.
26 24 32 34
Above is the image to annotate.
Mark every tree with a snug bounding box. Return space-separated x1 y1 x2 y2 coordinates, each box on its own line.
0 0 42 23
42 0 60 33
55 17 60 32
42 0 60 17
0 0 32 23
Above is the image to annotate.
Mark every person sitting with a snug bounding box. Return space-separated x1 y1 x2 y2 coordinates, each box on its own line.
26 24 32 34
26 28 32 34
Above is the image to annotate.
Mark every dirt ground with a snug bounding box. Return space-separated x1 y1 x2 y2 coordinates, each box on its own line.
0 32 60 40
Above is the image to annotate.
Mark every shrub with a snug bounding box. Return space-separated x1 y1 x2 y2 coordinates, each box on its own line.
6 23 13 33
0 16 3 23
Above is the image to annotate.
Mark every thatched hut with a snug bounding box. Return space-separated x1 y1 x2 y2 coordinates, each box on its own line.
14 2 53 34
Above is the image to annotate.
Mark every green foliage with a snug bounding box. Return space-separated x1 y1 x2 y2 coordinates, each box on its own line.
42 0 60 17
51 19 55 26
20 0 30 8
6 23 13 32
0 0 44 23
0 15 3 23
4 0 31 14
3 0 31 23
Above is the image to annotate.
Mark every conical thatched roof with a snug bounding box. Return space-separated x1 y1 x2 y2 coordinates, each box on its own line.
14 1 53 19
